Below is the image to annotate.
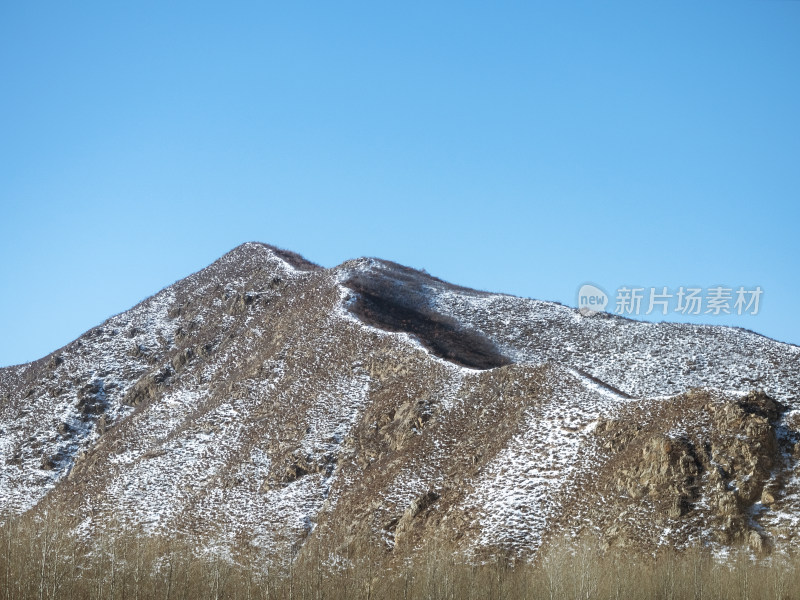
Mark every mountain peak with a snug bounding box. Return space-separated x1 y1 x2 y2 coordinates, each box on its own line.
1 243 799 562
221 241 322 272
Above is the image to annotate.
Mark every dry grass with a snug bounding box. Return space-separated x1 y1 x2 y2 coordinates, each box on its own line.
2 513 799 600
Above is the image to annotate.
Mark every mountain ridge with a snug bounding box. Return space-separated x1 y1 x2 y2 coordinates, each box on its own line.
1 242 799 563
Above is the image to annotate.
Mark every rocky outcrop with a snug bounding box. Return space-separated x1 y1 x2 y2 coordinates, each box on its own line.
567 390 790 554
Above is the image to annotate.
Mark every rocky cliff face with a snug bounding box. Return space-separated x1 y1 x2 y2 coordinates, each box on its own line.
1 242 798 562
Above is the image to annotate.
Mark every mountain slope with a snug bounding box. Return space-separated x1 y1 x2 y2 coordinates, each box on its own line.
1 242 798 561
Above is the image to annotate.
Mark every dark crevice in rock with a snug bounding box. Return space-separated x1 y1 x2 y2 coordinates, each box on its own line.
343 274 510 371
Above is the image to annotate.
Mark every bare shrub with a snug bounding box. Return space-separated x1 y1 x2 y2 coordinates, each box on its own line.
4 515 800 599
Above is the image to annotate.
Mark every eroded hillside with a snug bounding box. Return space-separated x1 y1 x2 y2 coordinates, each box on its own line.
1 242 798 563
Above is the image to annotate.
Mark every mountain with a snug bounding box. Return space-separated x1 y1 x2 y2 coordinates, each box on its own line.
1 242 799 562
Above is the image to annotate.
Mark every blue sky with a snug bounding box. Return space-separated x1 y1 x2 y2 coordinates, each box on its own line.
1 1 799 367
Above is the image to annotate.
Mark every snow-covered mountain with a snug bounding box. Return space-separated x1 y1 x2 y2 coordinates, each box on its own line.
1 242 798 560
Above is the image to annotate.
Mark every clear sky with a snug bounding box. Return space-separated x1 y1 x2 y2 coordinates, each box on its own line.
2 1 799 367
